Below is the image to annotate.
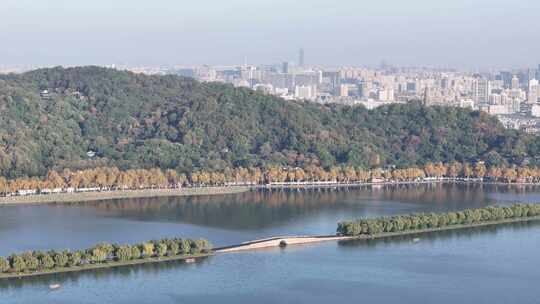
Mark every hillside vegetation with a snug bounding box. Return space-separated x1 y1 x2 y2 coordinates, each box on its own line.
0 66 536 178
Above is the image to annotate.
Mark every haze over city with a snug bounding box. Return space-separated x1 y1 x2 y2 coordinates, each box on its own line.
1 0 539 69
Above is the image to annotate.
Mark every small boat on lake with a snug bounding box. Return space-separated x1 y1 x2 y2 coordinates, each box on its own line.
49 284 61 290
185 258 196 263
412 238 421 243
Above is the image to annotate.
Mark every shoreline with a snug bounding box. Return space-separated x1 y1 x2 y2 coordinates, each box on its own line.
3 179 539 206
263 180 540 189
0 253 211 280
0 186 252 206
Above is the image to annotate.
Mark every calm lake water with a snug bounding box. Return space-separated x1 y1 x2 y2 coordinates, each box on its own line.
1 184 540 303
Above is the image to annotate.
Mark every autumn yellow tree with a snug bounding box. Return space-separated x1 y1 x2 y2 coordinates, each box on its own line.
424 162 436 178
447 162 462 179
487 166 502 182
0 176 8 194
462 163 473 179
503 167 517 183
473 162 487 179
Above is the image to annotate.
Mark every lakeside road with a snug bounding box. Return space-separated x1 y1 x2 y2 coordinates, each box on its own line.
2 179 540 206
0 181 438 206
0 186 251 206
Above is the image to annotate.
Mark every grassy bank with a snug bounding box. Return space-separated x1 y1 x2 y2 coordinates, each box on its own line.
0 253 210 280
355 215 540 240
0 186 251 206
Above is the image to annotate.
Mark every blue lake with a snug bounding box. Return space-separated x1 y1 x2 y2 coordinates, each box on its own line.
1 184 539 303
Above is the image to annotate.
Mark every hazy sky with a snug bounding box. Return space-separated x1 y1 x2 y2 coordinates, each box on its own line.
1 0 539 69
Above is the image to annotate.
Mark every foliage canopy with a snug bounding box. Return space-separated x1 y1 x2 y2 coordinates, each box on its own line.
0 66 536 178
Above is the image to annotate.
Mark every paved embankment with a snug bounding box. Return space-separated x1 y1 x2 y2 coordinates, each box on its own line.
5 179 540 206
0 186 251 206
214 235 356 253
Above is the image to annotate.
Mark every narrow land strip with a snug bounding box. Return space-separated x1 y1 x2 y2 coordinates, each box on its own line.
2 215 539 280
0 186 251 206
0 253 211 280
215 215 540 253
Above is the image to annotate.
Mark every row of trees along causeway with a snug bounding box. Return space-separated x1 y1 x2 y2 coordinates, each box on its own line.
0 238 211 276
2 161 540 196
337 204 540 236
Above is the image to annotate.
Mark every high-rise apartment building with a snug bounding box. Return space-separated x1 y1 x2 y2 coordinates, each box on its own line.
339 84 349 97
511 75 520 90
359 81 369 99
299 48 305 67
528 79 539 104
499 71 513 88
295 85 317 100
472 78 489 103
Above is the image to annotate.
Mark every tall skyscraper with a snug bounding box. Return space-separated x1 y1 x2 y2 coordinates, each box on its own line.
282 62 289 74
528 79 539 104
511 75 520 90
299 48 305 67
499 71 513 88
528 68 536 84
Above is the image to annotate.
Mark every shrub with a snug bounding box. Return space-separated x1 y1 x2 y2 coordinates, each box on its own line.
0 257 10 273
22 252 39 271
168 241 180 256
9 255 26 273
131 246 141 260
40 254 55 269
156 243 167 257
54 251 69 267
90 248 107 263
141 243 154 258
180 239 191 254
116 245 132 261
69 251 83 267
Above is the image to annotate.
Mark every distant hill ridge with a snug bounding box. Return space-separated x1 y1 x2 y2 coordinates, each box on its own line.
0 66 535 178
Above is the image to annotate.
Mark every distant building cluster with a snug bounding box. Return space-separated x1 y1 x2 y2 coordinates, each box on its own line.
149 53 540 134
5 51 539 134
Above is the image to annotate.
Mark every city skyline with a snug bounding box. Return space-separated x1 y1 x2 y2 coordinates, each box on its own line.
1 0 539 69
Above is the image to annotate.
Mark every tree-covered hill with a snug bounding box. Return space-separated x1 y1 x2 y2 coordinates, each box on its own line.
0 66 536 178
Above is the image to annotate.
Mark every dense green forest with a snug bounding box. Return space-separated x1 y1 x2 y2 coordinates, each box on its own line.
0 66 537 178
